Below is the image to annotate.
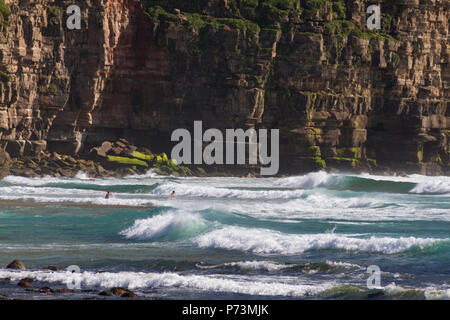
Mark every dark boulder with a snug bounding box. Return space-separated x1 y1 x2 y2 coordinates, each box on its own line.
44 266 59 271
6 260 26 270
99 287 137 298
99 289 114 296
111 287 137 298
18 278 33 288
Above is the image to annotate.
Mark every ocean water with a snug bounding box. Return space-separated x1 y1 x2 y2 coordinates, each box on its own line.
0 171 448 299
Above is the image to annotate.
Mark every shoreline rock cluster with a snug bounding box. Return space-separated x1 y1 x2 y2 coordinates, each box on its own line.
1 259 138 300
0 138 208 179
0 136 426 179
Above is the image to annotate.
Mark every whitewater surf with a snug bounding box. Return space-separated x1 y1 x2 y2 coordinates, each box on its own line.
0 171 449 299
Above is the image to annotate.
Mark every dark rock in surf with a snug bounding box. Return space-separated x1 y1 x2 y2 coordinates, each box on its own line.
367 289 385 299
99 287 137 298
54 288 74 293
120 290 137 298
111 287 137 298
99 289 114 296
44 266 59 271
111 288 127 295
18 278 33 288
6 260 26 270
38 287 54 294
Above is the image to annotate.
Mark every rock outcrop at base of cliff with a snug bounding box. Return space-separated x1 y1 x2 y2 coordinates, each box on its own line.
0 0 448 175
0 137 199 178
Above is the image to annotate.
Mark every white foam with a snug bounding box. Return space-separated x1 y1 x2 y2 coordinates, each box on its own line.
2 175 66 186
275 171 336 188
275 172 450 196
409 179 450 194
424 287 450 300
383 282 450 300
196 260 362 272
204 192 450 222
325 260 363 269
123 169 163 179
74 171 90 180
196 261 292 272
0 193 156 207
119 211 208 240
152 182 306 199
0 185 101 196
194 226 445 255
1 171 163 187
2 268 446 299
0 269 335 297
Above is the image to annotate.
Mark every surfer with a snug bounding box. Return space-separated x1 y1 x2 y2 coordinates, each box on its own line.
105 191 112 199
171 190 175 199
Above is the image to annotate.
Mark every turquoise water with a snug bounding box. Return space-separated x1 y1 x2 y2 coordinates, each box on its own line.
0 171 448 299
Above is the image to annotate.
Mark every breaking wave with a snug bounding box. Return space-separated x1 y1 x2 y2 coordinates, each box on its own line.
0 269 448 299
119 211 210 241
193 226 446 255
0 269 334 297
151 182 306 199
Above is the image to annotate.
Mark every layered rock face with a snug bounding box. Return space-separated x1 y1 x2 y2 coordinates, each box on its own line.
0 0 448 175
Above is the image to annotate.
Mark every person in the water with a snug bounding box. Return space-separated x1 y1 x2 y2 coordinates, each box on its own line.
105 191 111 199
171 190 175 199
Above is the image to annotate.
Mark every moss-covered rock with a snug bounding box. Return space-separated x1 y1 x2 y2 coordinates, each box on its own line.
107 156 149 167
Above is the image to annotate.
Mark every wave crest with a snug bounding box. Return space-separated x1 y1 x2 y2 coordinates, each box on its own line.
119 211 209 240
194 226 445 255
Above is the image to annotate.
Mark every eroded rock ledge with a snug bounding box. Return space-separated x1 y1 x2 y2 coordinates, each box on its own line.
0 0 448 176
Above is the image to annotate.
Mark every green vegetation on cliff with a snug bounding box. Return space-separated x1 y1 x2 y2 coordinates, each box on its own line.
146 5 260 34
143 0 301 26
0 0 10 33
143 0 397 52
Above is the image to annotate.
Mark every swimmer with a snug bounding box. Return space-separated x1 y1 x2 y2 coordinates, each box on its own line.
105 191 112 199
171 190 175 199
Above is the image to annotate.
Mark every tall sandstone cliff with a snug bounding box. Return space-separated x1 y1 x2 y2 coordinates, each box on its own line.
0 0 448 175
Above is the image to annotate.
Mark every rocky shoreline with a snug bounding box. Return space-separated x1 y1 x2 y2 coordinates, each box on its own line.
0 138 211 180
0 260 140 300
0 137 432 180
